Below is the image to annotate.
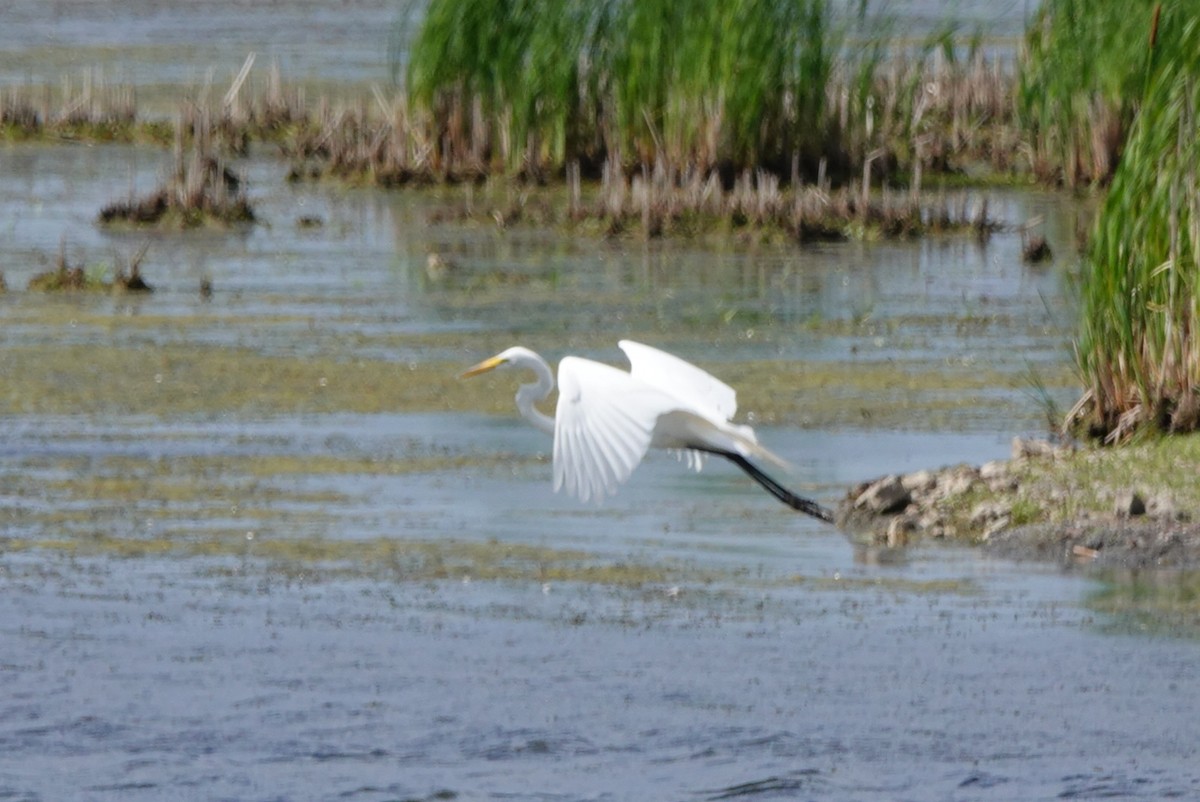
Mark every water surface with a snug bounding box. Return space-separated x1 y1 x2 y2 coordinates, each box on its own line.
3 3 1199 800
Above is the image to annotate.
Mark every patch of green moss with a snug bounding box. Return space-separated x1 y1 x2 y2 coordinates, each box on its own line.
0 531 704 587
27 263 112 293
0 333 1069 432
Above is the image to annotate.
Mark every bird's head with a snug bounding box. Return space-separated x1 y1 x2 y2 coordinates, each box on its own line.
460 346 541 378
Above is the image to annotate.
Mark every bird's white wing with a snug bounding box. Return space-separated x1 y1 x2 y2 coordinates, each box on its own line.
619 340 737 421
554 356 676 502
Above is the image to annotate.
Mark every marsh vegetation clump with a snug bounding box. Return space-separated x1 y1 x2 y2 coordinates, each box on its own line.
0 69 146 142
440 157 1000 241
28 242 108 293
396 0 1022 186
99 111 255 227
283 92 445 186
1018 0 1165 186
27 242 154 294
1068 3 1200 441
199 55 310 153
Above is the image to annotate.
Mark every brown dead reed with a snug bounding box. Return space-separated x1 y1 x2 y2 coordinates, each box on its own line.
99 109 254 227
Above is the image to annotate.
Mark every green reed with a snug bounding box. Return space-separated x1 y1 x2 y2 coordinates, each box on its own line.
1018 0 1164 186
403 0 589 171
1072 6 1200 440
402 0 834 175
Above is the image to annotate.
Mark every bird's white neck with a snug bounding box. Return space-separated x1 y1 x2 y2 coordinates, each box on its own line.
515 355 556 436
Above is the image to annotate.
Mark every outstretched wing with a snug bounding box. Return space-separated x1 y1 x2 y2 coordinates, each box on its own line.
554 356 677 502
618 340 737 422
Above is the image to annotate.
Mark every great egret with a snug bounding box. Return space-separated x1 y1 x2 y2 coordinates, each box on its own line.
461 340 834 522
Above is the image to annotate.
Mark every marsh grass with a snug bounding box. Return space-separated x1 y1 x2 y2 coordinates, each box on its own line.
432 158 1000 242
4 28 1030 240
1018 0 1166 186
1069 6 1200 441
0 68 148 142
397 0 1022 186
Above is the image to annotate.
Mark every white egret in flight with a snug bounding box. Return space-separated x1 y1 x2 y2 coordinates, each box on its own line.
461 340 834 522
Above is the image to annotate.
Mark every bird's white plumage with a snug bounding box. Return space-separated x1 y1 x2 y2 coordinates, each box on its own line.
553 356 670 502
463 340 786 503
618 339 738 421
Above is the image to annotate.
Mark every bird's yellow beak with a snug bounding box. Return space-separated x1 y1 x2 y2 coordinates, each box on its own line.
460 355 505 379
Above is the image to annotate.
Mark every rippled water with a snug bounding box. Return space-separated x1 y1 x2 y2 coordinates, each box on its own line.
5 544 1199 802
1 139 1196 802
3 3 1200 801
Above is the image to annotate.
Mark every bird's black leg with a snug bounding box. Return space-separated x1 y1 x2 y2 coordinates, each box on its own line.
696 448 835 523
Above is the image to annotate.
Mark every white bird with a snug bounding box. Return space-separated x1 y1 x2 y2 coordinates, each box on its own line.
461 340 833 522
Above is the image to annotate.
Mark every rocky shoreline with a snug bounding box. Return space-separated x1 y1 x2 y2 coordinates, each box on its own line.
837 437 1200 570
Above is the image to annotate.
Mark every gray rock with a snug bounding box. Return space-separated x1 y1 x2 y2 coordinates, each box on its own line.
979 460 1007 480
981 515 1011 541
1011 436 1070 460
1147 492 1177 519
970 501 1011 527
901 469 938 495
937 465 980 498
1114 490 1146 518
886 515 917 547
854 475 911 515
979 459 1018 492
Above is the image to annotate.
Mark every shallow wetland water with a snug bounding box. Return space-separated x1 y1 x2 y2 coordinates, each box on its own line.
2 3 1200 800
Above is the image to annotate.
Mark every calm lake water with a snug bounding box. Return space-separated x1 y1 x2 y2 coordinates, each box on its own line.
3 3 1200 801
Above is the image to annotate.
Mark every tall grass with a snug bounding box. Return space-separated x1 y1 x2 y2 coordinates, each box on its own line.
1071 6 1200 440
404 0 590 172
1018 0 1163 186
402 0 834 176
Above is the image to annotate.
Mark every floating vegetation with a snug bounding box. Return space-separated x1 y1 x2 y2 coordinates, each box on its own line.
99 110 255 227
26 241 152 294
27 262 102 293
1068 6 1200 441
0 328 1066 432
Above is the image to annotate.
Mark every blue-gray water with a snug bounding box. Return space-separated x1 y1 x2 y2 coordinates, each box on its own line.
4 3 1200 801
